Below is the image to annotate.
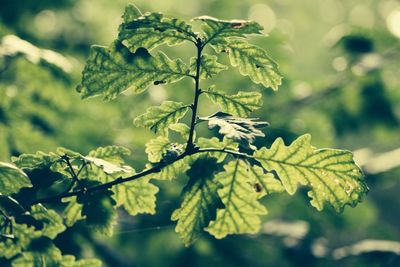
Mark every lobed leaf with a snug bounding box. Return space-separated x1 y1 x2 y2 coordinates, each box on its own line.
88 145 131 164
77 42 190 100
189 54 228 79
213 39 282 90
197 137 239 162
134 101 190 136
0 162 31 195
206 159 267 238
168 123 193 140
200 111 268 150
30 204 66 239
203 86 262 117
253 134 368 211
171 156 223 246
119 5 196 53
80 160 159 217
113 177 159 216
195 16 263 45
247 165 284 198
145 136 171 163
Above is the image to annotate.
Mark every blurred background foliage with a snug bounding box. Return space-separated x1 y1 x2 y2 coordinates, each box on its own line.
0 0 399 266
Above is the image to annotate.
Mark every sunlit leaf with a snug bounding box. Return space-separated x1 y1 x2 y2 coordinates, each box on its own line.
213 39 282 90
77 42 190 100
30 204 66 239
254 134 368 211
203 86 262 117
113 177 159 216
119 6 196 52
134 101 190 135
195 16 263 44
172 156 223 246
145 136 171 163
206 159 267 238
189 54 228 79
0 162 31 195
197 137 239 162
247 165 284 198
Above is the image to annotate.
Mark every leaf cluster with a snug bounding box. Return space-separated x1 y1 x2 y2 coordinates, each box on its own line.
0 4 368 264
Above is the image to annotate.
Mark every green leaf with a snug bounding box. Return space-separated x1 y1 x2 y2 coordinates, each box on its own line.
134 101 190 135
253 134 368 211
206 159 267 238
0 162 31 194
80 161 158 217
76 180 117 235
247 165 284 198
11 240 61 267
168 123 193 140
122 3 142 22
113 177 159 216
199 112 268 150
152 159 190 181
145 136 171 163
189 54 228 79
63 197 83 227
195 16 263 45
0 221 38 259
83 156 133 175
213 39 282 90
11 243 102 267
197 137 239 163
60 256 102 267
88 145 131 164
30 204 66 239
119 7 196 53
77 42 190 100
11 152 59 170
171 156 223 246
203 87 262 117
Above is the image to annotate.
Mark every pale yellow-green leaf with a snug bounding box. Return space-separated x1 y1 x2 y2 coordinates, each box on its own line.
203 87 262 117
119 9 195 52
134 101 190 136
77 42 190 100
206 160 267 238
171 157 222 246
0 161 31 194
213 39 282 90
247 165 284 198
189 54 228 79
254 134 368 211
145 136 170 163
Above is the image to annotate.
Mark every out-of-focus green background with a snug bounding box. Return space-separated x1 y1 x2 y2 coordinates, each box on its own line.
1 0 399 266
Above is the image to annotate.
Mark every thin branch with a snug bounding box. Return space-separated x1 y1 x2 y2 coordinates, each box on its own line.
196 148 253 159
30 147 254 205
186 38 203 152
